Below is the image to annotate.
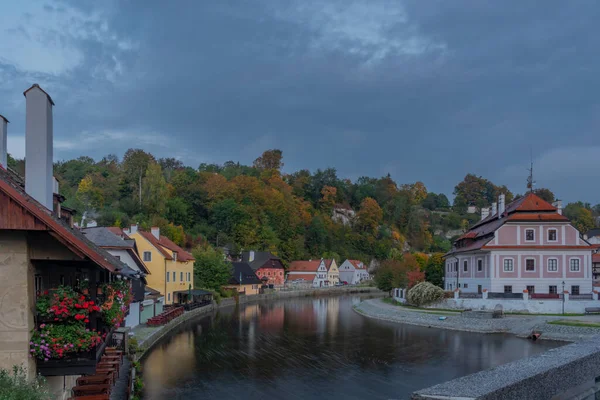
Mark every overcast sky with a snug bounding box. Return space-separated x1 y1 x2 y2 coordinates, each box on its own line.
1 0 599 204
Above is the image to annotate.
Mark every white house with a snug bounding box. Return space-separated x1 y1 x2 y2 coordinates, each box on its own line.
339 259 370 284
83 226 151 328
287 259 329 287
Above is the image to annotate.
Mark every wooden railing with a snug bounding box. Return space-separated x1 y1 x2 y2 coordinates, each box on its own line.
146 307 184 326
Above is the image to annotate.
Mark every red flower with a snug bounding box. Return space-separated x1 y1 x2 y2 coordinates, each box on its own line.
84 319 89 323
74 314 86 321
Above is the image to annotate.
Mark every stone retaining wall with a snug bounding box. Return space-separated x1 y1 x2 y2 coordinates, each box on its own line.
430 297 600 314
412 337 600 400
136 286 383 359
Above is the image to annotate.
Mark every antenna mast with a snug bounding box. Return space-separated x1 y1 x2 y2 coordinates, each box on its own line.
526 149 535 193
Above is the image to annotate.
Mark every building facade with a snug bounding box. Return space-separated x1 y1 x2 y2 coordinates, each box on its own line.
444 193 593 296
126 226 194 304
287 260 329 287
339 259 370 284
225 262 262 295
241 251 285 286
324 259 340 285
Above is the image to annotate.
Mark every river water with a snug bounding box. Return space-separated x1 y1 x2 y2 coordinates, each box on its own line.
142 295 561 400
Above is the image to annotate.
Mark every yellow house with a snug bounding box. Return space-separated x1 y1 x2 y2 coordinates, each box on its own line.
325 259 340 285
126 225 194 304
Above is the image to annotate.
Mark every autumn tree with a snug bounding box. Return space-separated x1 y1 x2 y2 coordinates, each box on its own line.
76 175 104 226
565 202 595 233
253 149 284 171
411 181 428 204
356 197 383 233
533 188 555 203
453 174 514 213
319 185 337 213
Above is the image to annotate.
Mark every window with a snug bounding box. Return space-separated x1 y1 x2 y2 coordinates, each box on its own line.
548 259 558 272
548 229 557 242
463 283 468 289
571 285 580 295
115 255 121 260
172 271 176 282
143 251 152 262
503 259 514 272
549 285 557 294
166 272 170 282
504 285 513 293
463 260 468 272
570 258 580 272
478 285 482 294
477 259 483 272
525 229 535 241
168 293 171 302
525 259 535 272
526 285 535 294
173 251 178 262
180 272 183 282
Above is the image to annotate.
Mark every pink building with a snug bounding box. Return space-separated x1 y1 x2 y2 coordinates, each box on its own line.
445 193 593 296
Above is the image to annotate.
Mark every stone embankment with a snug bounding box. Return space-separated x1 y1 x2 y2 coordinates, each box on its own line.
133 286 383 358
354 298 600 342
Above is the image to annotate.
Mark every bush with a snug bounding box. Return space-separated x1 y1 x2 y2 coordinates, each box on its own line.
407 282 445 307
128 337 140 356
0 367 51 400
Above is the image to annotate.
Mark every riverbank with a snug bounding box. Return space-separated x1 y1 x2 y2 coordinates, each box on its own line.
133 286 384 358
354 298 600 342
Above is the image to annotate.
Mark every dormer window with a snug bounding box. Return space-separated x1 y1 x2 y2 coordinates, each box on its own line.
173 251 178 262
525 229 535 241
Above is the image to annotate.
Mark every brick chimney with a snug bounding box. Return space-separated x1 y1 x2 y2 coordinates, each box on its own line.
0 115 8 168
24 84 55 210
151 226 160 240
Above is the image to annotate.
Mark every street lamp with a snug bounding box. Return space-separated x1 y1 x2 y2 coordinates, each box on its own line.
562 281 565 315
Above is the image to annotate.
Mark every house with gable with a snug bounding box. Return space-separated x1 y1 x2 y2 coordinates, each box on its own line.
82 226 155 328
125 225 194 304
324 259 340 285
0 84 140 398
287 259 328 287
339 259 370 284
225 262 263 295
241 250 285 286
444 193 594 296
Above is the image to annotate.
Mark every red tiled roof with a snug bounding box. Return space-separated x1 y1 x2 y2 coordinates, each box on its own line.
506 214 569 222
324 259 335 268
483 245 592 250
348 260 366 269
514 193 557 212
157 235 194 261
107 226 126 237
288 260 321 272
287 273 316 282
137 230 194 261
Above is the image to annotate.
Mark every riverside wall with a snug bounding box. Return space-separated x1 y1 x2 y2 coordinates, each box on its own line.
136 286 383 359
412 337 600 400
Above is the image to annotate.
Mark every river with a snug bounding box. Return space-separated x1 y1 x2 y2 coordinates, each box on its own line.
141 295 562 399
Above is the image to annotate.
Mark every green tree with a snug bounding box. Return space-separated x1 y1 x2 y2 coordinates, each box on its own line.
122 148 155 207
565 202 596 233
424 253 445 287
534 188 555 203
253 149 284 171
76 175 104 226
142 163 167 216
193 245 232 290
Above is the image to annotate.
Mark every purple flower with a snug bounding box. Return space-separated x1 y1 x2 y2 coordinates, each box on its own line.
30 349 35 353
44 358 48 361
40 324 46 328
29 342 33 345
41 340 45 344
34 344 38 347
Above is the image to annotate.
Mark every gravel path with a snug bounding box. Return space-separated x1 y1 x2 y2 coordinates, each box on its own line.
354 298 600 342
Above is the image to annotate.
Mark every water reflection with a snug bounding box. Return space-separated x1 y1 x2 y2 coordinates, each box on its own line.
142 296 561 399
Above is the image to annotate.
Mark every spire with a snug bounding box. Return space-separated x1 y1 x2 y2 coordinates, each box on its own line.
526 149 535 193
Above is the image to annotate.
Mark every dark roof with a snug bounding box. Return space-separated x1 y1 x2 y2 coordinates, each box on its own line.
229 262 262 285
83 227 134 248
240 251 282 270
0 167 129 274
0 114 9 123
587 228 600 238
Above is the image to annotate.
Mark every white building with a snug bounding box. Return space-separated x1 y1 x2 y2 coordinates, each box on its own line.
339 259 370 284
287 259 329 287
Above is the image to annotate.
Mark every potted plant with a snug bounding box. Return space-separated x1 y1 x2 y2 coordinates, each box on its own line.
80 279 89 295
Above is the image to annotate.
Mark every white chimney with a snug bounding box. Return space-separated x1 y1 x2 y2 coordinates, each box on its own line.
553 200 563 215
491 202 497 216
24 84 54 210
0 115 8 168
130 224 138 235
249 250 255 262
53 177 59 194
498 194 506 218
481 207 490 220
151 226 160 240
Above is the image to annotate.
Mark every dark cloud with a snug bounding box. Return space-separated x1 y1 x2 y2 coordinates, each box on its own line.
1 0 599 203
